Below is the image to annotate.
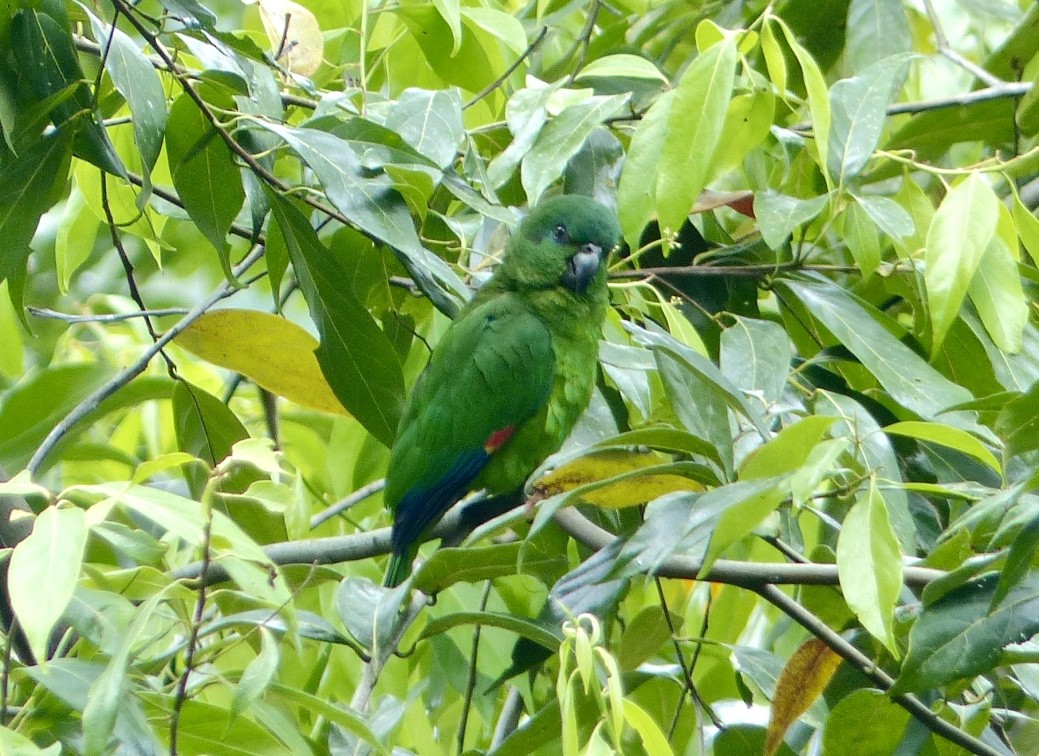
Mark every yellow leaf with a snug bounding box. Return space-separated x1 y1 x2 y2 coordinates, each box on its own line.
533 448 703 509
256 0 324 76
765 638 842 756
174 309 348 416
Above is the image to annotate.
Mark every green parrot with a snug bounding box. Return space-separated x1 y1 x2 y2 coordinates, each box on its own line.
383 195 620 587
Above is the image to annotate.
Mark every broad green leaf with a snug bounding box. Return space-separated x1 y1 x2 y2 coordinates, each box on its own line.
708 88 776 178
488 85 556 187
739 416 837 479
268 684 388 754
827 55 909 182
846 0 911 70
0 724 61 755
521 94 628 204
996 381 1039 458
836 481 902 655
991 511 1039 611
656 33 738 235
0 130 73 293
968 210 1027 353
1012 185 1039 268
171 380 249 468
147 698 292 755
230 627 280 719
618 606 680 671
575 54 669 83
884 421 1000 474
841 200 881 275
431 0 462 55
413 541 567 593
11 9 125 177
776 18 831 179
267 191 404 446
419 611 561 650
700 478 788 572
256 121 467 314
175 309 348 415
86 10 166 197
821 689 911 755
924 172 999 351
720 316 794 404
9 504 87 661
779 279 974 421
0 363 111 470
765 638 842 756
55 188 99 294
335 577 408 655
166 93 244 272
383 88 464 169
617 89 674 246
853 193 914 240
891 572 1039 695
623 700 673 756
754 191 829 250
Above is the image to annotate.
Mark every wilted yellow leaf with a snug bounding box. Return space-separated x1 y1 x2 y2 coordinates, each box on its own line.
256 0 323 76
764 638 842 756
533 448 703 509
174 309 348 415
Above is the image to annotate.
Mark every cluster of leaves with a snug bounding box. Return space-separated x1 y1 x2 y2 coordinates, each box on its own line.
3 0 1039 753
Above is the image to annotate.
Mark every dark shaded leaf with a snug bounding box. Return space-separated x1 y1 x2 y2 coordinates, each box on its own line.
267 191 405 447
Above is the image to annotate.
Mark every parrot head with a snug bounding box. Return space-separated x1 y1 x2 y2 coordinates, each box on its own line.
497 195 620 299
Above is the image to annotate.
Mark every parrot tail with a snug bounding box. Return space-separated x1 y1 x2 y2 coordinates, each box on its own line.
383 552 411 588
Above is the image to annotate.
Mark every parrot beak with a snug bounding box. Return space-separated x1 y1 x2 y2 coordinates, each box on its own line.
562 243 603 294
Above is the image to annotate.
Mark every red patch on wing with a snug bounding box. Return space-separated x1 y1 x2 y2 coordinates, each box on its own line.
484 426 515 454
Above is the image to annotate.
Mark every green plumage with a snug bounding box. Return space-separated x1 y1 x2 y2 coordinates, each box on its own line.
383 196 620 587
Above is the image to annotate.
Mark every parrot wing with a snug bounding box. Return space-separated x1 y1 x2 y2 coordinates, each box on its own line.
386 294 556 558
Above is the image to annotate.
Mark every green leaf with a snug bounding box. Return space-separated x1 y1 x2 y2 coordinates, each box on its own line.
841 200 882 275
413 541 567 594
827 55 910 182
521 94 629 204
700 478 787 572
256 121 467 314
924 172 999 351
720 316 794 404
419 611 561 650
776 18 832 180
836 481 902 656
10 9 125 177
968 207 1028 353
821 689 911 755
147 698 293 755
853 193 915 240
779 278 975 421
991 511 1039 611
267 192 404 447
335 576 408 655
753 191 829 250
996 381 1039 458
231 627 280 719
382 88 463 169
655 34 738 234
884 421 1000 474
166 93 244 271
891 572 1039 695
739 416 838 480
576 54 669 83
846 0 911 70
617 89 674 246
1012 185 1039 268
172 380 249 468
618 606 681 672
0 363 111 470
8 504 87 661
86 11 167 192
0 130 73 292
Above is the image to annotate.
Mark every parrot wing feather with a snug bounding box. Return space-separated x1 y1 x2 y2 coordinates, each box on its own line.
385 294 555 555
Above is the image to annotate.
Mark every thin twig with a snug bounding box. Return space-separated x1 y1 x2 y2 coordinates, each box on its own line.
457 581 492 755
170 474 219 754
464 27 549 110
309 479 386 529
28 307 190 323
755 584 1007 756
25 243 266 475
564 0 602 86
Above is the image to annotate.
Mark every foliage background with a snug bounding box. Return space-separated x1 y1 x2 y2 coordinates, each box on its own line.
2 0 1039 753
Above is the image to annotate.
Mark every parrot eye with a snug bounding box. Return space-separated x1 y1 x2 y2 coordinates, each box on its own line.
551 224 569 244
